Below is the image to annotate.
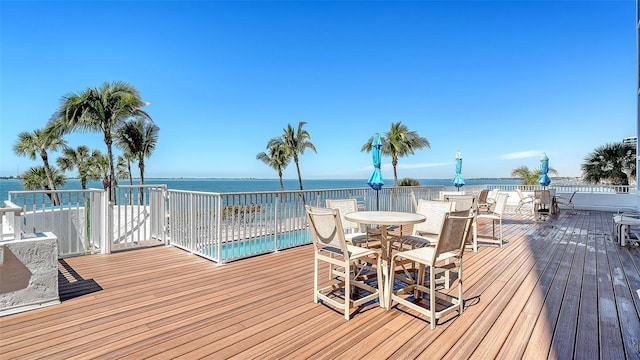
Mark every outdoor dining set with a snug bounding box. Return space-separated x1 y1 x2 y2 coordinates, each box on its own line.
304 189 514 329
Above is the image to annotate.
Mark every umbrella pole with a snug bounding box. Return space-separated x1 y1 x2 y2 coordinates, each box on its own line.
376 190 379 211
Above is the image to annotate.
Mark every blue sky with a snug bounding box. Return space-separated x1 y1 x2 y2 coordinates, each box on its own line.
0 1 636 180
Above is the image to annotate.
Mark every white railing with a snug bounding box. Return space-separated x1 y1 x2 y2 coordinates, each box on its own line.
5 183 638 262
108 185 168 252
7 185 168 257
166 186 443 264
8 189 104 257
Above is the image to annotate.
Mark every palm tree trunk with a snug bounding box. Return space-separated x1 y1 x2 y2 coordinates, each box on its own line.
40 151 60 206
294 155 304 191
278 169 284 191
106 134 116 204
127 160 133 205
392 158 399 187
139 160 145 204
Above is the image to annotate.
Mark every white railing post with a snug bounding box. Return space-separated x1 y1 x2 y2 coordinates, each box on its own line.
101 190 110 254
216 195 223 264
189 192 195 254
1 201 23 241
274 193 279 252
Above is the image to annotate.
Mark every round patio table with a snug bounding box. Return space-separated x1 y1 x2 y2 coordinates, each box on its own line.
344 211 425 308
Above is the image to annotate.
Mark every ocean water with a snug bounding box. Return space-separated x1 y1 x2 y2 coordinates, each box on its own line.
0 177 520 204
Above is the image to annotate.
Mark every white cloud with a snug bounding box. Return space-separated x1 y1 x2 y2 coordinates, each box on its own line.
386 162 450 170
500 150 543 160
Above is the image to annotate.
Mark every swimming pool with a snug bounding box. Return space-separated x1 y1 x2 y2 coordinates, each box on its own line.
199 229 312 261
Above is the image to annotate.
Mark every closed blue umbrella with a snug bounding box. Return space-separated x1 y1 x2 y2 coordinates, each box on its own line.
367 133 384 210
537 153 551 188
452 150 465 190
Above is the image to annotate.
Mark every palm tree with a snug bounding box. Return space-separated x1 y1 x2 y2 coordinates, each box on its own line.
115 155 130 183
361 122 430 186
13 127 67 205
511 165 559 185
256 137 291 191
56 145 101 190
115 118 159 187
87 152 110 191
21 166 67 203
119 150 136 187
281 121 317 190
52 81 152 203
582 142 636 185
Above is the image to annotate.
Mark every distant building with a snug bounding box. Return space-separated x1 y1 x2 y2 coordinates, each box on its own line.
623 136 637 145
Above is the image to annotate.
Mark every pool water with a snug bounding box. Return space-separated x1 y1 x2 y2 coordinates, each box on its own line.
201 230 312 260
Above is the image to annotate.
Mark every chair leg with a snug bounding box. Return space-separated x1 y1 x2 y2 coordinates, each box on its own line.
314 256 319 303
444 258 451 290
492 220 496 241
344 262 351 321
498 218 503 247
430 265 436 330
329 252 334 280
458 262 464 314
412 263 425 299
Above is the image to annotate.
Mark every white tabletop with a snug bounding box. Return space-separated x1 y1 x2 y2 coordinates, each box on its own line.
344 211 425 226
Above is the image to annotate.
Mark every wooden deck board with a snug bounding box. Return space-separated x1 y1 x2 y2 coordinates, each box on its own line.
1 208 640 359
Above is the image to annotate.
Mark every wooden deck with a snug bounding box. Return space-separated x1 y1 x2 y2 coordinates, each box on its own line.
2 208 640 359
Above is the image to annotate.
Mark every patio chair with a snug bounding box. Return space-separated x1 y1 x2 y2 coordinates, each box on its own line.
533 190 552 221
445 194 478 253
400 199 456 250
554 191 577 214
444 194 476 212
395 199 457 288
439 190 465 200
476 189 490 212
305 205 383 320
613 208 640 246
478 189 499 212
514 189 535 214
325 198 381 248
387 209 474 329
476 192 509 248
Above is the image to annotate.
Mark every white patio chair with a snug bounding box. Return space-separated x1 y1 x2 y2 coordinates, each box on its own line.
533 190 552 221
445 194 478 253
400 199 456 250
476 192 509 248
514 189 535 214
305 205 383 320
479 189 500 212
613 208 640 246
387 209 474 329
554 191 577 214
326 198 381 248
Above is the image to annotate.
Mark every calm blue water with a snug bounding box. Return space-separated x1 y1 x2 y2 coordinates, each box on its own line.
201 229 313 260
0 178 519 205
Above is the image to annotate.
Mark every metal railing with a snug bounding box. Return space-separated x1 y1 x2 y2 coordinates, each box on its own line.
3 183 637 262
7 185 168 257
166 186 442 264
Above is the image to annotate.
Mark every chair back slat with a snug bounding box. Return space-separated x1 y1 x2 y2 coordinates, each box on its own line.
326 199 361 233
478 189 489 203
444 194 476 211
434 210 473 259
305 205 348 255
493 193 509 215
414 199 455 236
